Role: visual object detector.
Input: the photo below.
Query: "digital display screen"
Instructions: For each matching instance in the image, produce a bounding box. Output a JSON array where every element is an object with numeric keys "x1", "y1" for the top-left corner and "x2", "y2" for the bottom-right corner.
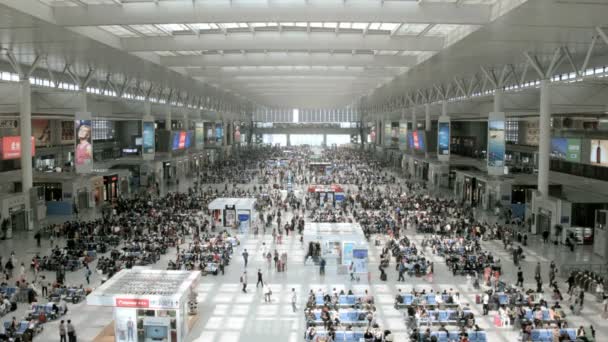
[
  {"x1": 142, "y1": 121, "x2": 155, "y2": 154},
  {"x1": 438, "y1": 122, "x2": 450, "y2": 155},
  {"x1": 488, "y1": 120, "x2": 505, "y2": 167},
  {"x1": 172, "y1": 131, "x2": 187, "y2": 150}
]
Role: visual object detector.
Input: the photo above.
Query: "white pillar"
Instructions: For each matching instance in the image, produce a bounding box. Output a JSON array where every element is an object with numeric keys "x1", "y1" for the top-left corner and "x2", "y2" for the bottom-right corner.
[
  {"x1": 494, "y1": 89, "x2": 504, "y2": 113},
  {"x1": 425, "y1": 103, "x2": 432, "y2": 131},
  {"x1": 165, "y1": 105, "x2": 172, "y2": 130},
  {"x1": 19, "y1": 80, "x2": 33, "y2": 230},
  {"x1": 538, "y1": 80, "x2": 551, "y2": 198},
  {"x1": 412, "y1": 107, "x2": 417, "y2": 131},
  {"x1": 183, "y1": 112, "x2": 189, "y2": 131}
]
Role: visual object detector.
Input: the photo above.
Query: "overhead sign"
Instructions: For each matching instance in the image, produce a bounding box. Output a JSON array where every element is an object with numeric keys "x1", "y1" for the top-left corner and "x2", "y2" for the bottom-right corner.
[
  {"x1": 116, "y1": 298, "x2": 149, "y2": 308},
  {"x1": 1, "y1": 136, "x2": 35, "y2": 160}
]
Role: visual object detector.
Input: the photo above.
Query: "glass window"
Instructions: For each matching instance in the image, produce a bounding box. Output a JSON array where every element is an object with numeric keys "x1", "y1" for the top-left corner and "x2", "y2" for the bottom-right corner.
[
  {"x1": 92, "y1": 120, "x2": 116, "y2": 141},
  {"x1": 505, "y1": 120, "x2": 519, "y2": 144}
]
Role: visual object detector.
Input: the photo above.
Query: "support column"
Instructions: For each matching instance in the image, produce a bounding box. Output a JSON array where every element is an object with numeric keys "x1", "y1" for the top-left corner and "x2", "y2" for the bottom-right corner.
[
  {"x1": 494, "y1": 89, "x2": 504, "y2": 113},
  {"x1": 19, "y1": 80, "x2": 33, "y2": 230},
  {"x1": 287, "y1": 134, "x2": 291, "y2": 147},
  {"x1": 412, "y1": 107, "x2": 417, "y2": 131},
  {"x1": 538, "y1": 80, "x2": 551, "y2": 198},
  {"x1": 322, "y1": 134, "x2": 327, "y2": 147},
  {"x1": 183, "y1": 112, "x2": 189, "y2": 131},
  {"x1": 164, "y1": 105, "x2": 172, "y2": 130},
  {"x1": 425, "y1": 103, "x2": 432, "y2": 159}
]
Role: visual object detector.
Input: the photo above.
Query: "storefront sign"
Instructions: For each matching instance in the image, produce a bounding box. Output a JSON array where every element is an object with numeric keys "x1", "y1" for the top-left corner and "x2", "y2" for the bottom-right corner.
[
  {"x1": 1, "y1": 136, "x2": 35, "y2": 160},
  {"x1": 116, "y1": 298, "x2": 149, "y2": 308},
  {"x1": 0, "y1": 119, "x2": 18, "y2": 128}
]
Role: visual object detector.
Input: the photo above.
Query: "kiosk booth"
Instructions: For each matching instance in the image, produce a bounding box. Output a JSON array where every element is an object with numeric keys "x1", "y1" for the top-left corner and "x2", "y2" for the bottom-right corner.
[
  {"x1": 87, "y1": 269, "x2": 200, "y2": 342},
  {"x1": 208, "y1": 198, "x2": 256, "y2": 231},
  {"x1": 303, "y1": 222, "x2": 368, "y2": 276},
  {"x1": 307, "y1": 184, "x2": 345, "y2": 207}
]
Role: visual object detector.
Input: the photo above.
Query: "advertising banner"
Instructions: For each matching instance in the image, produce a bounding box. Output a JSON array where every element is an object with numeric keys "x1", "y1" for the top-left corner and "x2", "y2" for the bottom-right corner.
[
  {"x1": 487, "y1": 112, "x2": 505, "y2": 175},
  {"x1": 75, "y1": 112, "x2": 93, "y2": 174},
  {"x1": 234, "y1": 123, "x2": 241, "y2": 144},
  {"x1": 590, "y1": 140, "x2": 608, "y2": 166},
  {"x1": 215, "y1": 122, "x2": 223, "y2": 144},
  {"x1": 195, "y1": 122, "x2": 204, "y2": 149},
  {"x1": 398, "y1": 122, "x2": 408, "y2": 150},
  {"x1": 551, "y1": 138, "x2": 581, "y2": 162},
  {"x1": 437, "y1": 117, "x2": 450, "y2": 161},
  {"x1": 32, "y1": 119, "x2": 51, "y2": 146},
  {"x1": 352, "y1": 249, "x2": 368, "y2": 274},
  {"x1": 0, "y1": 136, "x2": 35, "y2": 160},
  {"x1": 142, "y1": 120, "x2": 155, "y2": 160},
  {"x1": 204, "y1": 122, "x2": 215, "y2": 145},
  {"x1": 342, "y1": 242, "x2": 355, "y2": 266}
]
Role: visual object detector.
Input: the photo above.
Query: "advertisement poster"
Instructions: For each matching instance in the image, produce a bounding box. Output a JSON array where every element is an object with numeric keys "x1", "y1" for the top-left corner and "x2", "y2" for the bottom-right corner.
[
  {"x1": 1, "y1": 136, "x2": 35, "y2": 160},
  {"x1": 75, "y1": 112, "x2": 93, "y2": 174},
  {"x1": 398, "y1": 122, "x2": 408, "y2": 150},
  {"x1": 61, "y1": 121, "x2": 74, "y2": 144},
  {"x1": 234, "y1": 123, "x2": 241, "y2": 144},
  {"x1": 195, "y1": 122, "x2": 204, "y2": 149},
  {"x1": 384, "y1": 123, "x2": 392, "y2": 146},
  {"x1": 172, "y1": 131, "x2": 187, "y2": 150},
  {"x1": 113, "y1": 308, "x2": 137, "y2": 342},
  {"x1": 487, "y1": 112, "x2": 505, "y2": 175},
  {"x1": 590, "y1": 140, "x2": 608, "y2": 166},
  {"x1": 32, "y1": 119, "x2": 51, "y2": 146},
  {"x1": 551, "y1": 138, "x2": 581, "y2": 162},
  {"x1": 369, "y1": 126, "x2": 376, "y2": 144},
  {"x1": 352, "y1": 249, "x2": 368, "y2": 274},
  {"x1": 342, "y1": 242, "x2": 355, "y2": 266},
  {"x1": 204, "y1": 122, "x2": 215, "y2": 145},
  {"x1": 407, "y1": 132, "x2": 414, "y2": 150},
  {"x1": 390, "y1": 122, "x2": 399, "y2": 147},
  {"x1": 438, "y1": 119, "x2": 450, "y2": 160},
  {"x1": 215, "y1": 122, "x2": 223, "y2": 144},
  {"x1": 142, "y1": 121, "x2": 155, "y2": 159}
]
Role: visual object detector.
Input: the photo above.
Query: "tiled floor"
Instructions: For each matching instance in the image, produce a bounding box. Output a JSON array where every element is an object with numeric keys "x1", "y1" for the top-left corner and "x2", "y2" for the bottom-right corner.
[{"x1": 2, "y1": 173, "x2": 607, "y2": 342}]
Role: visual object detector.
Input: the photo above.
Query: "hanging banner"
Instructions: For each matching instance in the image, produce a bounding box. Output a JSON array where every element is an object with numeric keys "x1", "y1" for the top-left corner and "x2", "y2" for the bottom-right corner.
[
  {"x1": 487, "y1": 112, "x2": 505, "y2": 176},
  {"x1": 398, "y1": 121, "x2": 408, "y2": 150},
  {"x1": 142, "y1": 118, "x2": 155, "y2": 161},
  {"x1": 75, "y1": 112, "x2": 93, "y2": 174},
  {"x1": 437, "y1": 116, "x2": 450, "y2": 161},
  {"x1": 195, "y1": 122, "x2": 204, "y2": 149}
]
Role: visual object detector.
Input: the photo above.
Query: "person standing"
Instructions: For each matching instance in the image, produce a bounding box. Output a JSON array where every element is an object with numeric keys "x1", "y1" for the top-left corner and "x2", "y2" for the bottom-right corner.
[
  {"x1": 264, "y1": 283, "x2": 272, "y2": 303},
  {"x1": 85, "y1": 266, "x2": 91, "y2": 285},
  {"x1": 516, "y1": 267, "x2": 524, "y2": 287},
  {"x1": 256, "y1": 269, "x2": 263, "y2": 288},
  {"x1": 291, "y1": 288, "x2": 297, "y2": 313},
  {"x1": 59, "y1": 320, "x2": 67, "y2": 342},
  {"x1": 398, "y1": 262, "x2": 405, "y2": 282},
  {"x1": 482, "y1": 293, "x2": 489, "y2": 315},
  {"x1": 535, "y1": 262, "x2": 541, "y2": 279},
  {"x1": 34, "y1": 232, "x2": 41, "y2": 248},
  {"x1": 240, "y1": 271, "x2": 248, "y2": 293},
  {"x1": 242, "y1": 249, "x2": 249, "y2": 268},
  {"x1": 67, "y1": 319, "x2": 75, "y2": 342}
]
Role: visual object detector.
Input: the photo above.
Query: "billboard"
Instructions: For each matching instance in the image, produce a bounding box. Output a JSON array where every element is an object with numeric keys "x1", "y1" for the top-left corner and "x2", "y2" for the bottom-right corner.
[
  {"x1": 390, "y1": 122, "x2": 399, "y2": 147},
  {"x1": 195, "y1": 122, "x2": 204, "y2": 149},
  {"x1": 0, "y1": 136, "x2": 35, "y2": 160},
  {"x1": 407, "y1": 132, "x2": 414, "y2": 150},
  {"x1": 398, "y1": 122, "x2": 408, "y2": 150},
  {"x1": 215, "y1": 122, "x2": 223, "y2": 144},
  {"x1": 438, "y1": 119, "x2": 450, "y2": 160},
  {"x1": 75, "y1": 112, "x2": 93, "y2": 174},
  {"x1": 487, "y1": 112, "x2": 505, "y2": 175},
  {"x1": 204, "y1": 122, "x2": 215, "y2": 145},
  {"x1": 234, "y1": 123, "x2": 241, "y2": 144},
  {"x1": 590, "y1": 140, "x2": 608, "y2": 166},
  {"x1": 142, "y1": 121, "x2": 155, "y2": 156},
  {"x1": 551, "y1": 138, "x2": 581, "y2": 162},
  {"x1": 412, "y1": 130, "x2": 425, "y2": 151},
  {"x1": 172, "y1": 131, "x2": 187, "y2": 150},
  {"x1": 32, "y1": 119, "x2": 51, "y2": 146}
]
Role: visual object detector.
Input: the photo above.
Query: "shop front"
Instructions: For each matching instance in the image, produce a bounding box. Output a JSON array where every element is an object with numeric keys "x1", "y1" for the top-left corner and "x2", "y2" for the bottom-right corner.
[
  {"x1": 103, "y1": 174, "x2": 119, "y2": 202},
  {"x1": 208, "y1": 198, "x2": 256, "y2": 230},
  {"x1": 307, "y1": 184, "x2": 345, "y2": 208},
  {"x1": 0, "y1": 193, "x2": 27, "y2": 238},
  {"x1": 87, "y1": 269, "x2": 201, "y2": 342}
]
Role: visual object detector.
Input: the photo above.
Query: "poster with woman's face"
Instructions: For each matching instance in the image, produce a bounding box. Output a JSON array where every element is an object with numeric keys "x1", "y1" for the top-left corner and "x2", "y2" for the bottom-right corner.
[{"x1": 75, "y1": 119, "x2": 93, "y2": 173}]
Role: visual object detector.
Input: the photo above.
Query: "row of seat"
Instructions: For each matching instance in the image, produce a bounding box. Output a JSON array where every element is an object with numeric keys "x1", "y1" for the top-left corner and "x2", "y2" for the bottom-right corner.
[
  {"x1": 306, "y1": 330, "x2": 365, "y2": 342},
  {"x1": 311, "y1": 310, "x2": 368, "y2": 324},
  {"x1": 396, "y1": 294, "x2": 455, "y2": 307},
  {"x1": 530, "y1": 328, "x2": 576, "y2": 341},
  {"x1": 314, "y1": 294, "x2": 370, "y2": 306},
  {"x1": 417, "y1": 330, "x2": 487, "y2": 342}
]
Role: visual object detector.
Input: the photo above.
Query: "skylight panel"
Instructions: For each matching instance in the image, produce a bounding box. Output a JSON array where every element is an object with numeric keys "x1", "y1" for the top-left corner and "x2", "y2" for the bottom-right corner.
[
  {"x1": 294, "y1": 22, "x2": 308, "y2": 27},
  {"x1": 99, "y1": 25, "x2": 139, "y2": 37},
  {"x1": 189, "y1": 23, "x2": 215, "y2": 30},
  {"x1": 395, "y1": 24, "x2": 429, "y2": 35},
  {"x1": 155, "y1": 51, "x2": 177, "y2": 56},
  {"x1": 129, "y1": 25, "x2": 170, "y2": 36},
  {"x1": 221, "y1": 23, "x2": 240, "y2": 29},
  {"x1": 368, "y1": 23, "x2": 382, "y2": 30},
  {"x1": 309, "y1": 22, "x2": 323, "y2": 28},
  {"x1": 323, "y1": 22, "x2": 338, "y2": 29},
  {"x1": 250, "y1": 23, "x2": 268, "y2": 27},
  {"x1": 425, "y1": 24, "x2": 462, "y2": 36},
  {"x1": 157, "y1": 24, "x2": 189, "y2": 32},
  {"x1": 339, "y1": 23, "x2": 352, "y2": 29},
  {"x1": 351, "y1": 23, "x2": 368, "y2": 30},
  {"x1": 379, "y1": 23, "x2": 400, "y2": 31}
]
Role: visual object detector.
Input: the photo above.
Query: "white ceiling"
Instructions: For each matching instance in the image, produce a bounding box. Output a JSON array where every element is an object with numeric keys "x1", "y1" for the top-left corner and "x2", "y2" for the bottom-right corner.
[{"x1": 0, "y1": 0, "x2": 605, "y2": 112}]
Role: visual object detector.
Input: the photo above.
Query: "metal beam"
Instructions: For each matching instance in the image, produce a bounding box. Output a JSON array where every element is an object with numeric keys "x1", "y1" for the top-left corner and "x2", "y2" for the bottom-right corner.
[
  {"x1": 162, "y1": 54, "x2": 418, "y2": 67},
  {"x1": 52, "y1": 2, "x2": 492, "y2": 26},
  {"x1": 121, "y1": 32, "x2": 444, "y2": 52},
  {"x1": 186, "y1": 68, "x2": 398, "y2": 78}
]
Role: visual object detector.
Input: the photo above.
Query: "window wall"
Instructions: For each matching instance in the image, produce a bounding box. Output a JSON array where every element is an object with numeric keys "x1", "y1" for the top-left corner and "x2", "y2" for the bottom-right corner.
[
  {"x1": 262, "y1": 134, "x2": 287, "y2": 146},
  {"x1": 326, "y1": 134, "x2": 351, "y2": 146},
  {"x1": 290, "y1": 134, "x2": 323, "y2": 146}
]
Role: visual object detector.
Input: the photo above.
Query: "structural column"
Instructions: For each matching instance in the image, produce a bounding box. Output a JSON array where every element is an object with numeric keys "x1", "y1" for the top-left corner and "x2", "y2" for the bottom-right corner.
[
  {"x1": 164, "y1": 105, "x2": 172, "y2": 130},
  {"x1": 494, "y1": 88, "x2": 504, "y2": 113},
  {"x1": 538, "y1": 80, "x2": 551, "y2": 198},
  {"x1": 411, "y1": 107, "x2": 417, "y2": 131},
  {"x1": 19, "y1": 80, "x2": 33, "y2": 230},
  {"x1": 425, "y1": 103, "x2": 432, "y2": 158}
]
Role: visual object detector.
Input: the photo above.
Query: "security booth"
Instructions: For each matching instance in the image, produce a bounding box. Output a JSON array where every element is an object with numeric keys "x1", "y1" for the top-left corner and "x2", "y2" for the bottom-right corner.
[
  {"x1": 303, "y1": 222, "x2": 369, "y2": 276},
  {"x1": 207, "y1": 198, "x2": 256, "y2": 231},
  {"x1": 87, "y1": 269, "x2": 201, "y2": 342},
  {"x1": 307, "y1": 184, "x2": 345, "y2": 207}
]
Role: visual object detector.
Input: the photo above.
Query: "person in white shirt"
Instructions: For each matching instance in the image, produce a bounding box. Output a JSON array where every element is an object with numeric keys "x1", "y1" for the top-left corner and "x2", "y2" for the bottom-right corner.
[{"x1": 291, "y1": 288, "x2": 297, "y2": 313}]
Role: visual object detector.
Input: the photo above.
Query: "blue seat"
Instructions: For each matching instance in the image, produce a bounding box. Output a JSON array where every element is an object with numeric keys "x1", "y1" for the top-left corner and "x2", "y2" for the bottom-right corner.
[
  {"x1": 438, "y1": 310, "x2": 449, "y2": 322},
  {"x1": 531, "y1": 330, "x2": 542, "y2": 341},
  {"x1": 542, "y1": 310, "x2": 550, "y2": 321},
  {"x1": 560, "y1": 329, "x2": 576, "y2": 341},
  {"x1": 315, "y1": 295, "x2": 324, "y2": 305},
  {"x1": 339, "y1": 312, "x2": 349, "y2": 322},
  {"x1": 346, "y1": 295, "x2": 356, "y2": 305},
  {"x1": 427, "y1": 295, "x2": 437, "y2": 305},
  {"x1": 525, "y1": 309, "x2": 533, "y2": 321},
  {"x1": 353, "y1": 332, "x2": 364, "y2": 341},
  {"x1": 335, "y1": 331, "x2": 345, "y2": 341},
  {"x1": 344, "y1": 331, "x2": 354, "y2": 341},
  {"x1": 314, "y1": 312, "x2": 321, "y2": 320},
  {"x1": 403, "y1": 294, "x2": 414, "y2": 305},
  {"x1": 476, "y1": 331, "x2": 487, "y2": 342},
  {"x1": 338, "y1": 295, "x2": 348, "y2": 305},
  {"x1": 449, "y1": 331, "x2": 460, "y2": 341},
  {"x1": 498, "y1": 294, "x2": 508, "y2": 305},
  {"x1": 435, "y1": 331, "x2": 448, "y2": 342},
  {"x1": 15, "y1": 322, "x2": 28, "y2": 335}
]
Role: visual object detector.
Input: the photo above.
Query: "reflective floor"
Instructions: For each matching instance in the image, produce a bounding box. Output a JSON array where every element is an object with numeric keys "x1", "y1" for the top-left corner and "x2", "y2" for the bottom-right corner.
[{"x1": 2, "y1": 176, "x2": 607, "y2": 342}]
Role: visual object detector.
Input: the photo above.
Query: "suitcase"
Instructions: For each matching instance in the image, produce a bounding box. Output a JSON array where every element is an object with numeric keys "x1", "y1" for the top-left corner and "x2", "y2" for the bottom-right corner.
[
  {"x1": 475, "y1": 294, "x2": 481, "y2": 304},
  {"x1": 493, "y1": 314, "x2": 502, "y2": 327},
  {"x1": 380, "y1": 273, "x2": 387, "y2": 281}
]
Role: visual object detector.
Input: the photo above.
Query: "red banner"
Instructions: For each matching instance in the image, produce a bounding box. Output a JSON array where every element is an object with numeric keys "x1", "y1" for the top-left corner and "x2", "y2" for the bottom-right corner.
[
  {"x1": 115, "y1": 298, "x2": 149, "y2": 308},
  {"x1": 1, "y1": 136, "x2": 35, "y2": 160}
]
